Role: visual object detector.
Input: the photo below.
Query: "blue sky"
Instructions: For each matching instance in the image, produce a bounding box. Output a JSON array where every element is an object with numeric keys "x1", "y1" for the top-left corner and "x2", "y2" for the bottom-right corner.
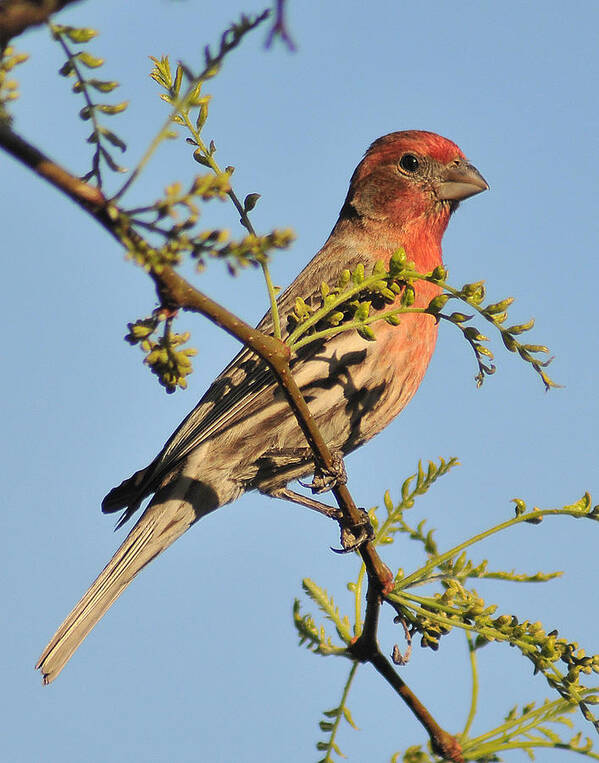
[{"x1": 3, "y1": 1, "x2": 599, "y2": 761}]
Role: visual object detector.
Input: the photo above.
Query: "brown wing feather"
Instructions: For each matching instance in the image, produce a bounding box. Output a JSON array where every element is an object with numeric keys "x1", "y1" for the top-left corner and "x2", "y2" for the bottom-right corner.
[{"x1": 101, "y1": 246, "x2": 370, "y2": 520}]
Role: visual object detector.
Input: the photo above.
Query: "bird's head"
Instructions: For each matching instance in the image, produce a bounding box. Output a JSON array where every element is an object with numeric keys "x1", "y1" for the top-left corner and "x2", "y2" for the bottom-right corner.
[{"x1": 342, "y1": 130, "x2": 488, "y2": 245}]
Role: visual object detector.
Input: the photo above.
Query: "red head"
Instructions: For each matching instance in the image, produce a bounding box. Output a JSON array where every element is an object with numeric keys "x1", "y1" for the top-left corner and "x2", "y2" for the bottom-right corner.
[{"x1": 340, "y1": 130, "x2": 488, "y2": 265}]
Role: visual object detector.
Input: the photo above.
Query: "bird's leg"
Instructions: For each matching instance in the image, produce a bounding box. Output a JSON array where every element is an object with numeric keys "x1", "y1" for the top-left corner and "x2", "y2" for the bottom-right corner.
[
  {"x1": 268, "y1": 486, "x2": 375, "y2": 554},
  {"x1": 298, "y1": 451, "x2": 347, "y2": 494},
  {"x1": 266, "y1": 451, "x2": 373, "y2": 552},
  {"x1": 267, "y1": 486, "x2": 342, "y2": 519}
]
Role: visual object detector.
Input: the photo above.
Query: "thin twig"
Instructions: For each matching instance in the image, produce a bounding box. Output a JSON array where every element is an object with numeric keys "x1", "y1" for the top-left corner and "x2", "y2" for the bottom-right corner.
[
  {"x1": 265, "y1": 0, "x2": 296, "y2": 50},
  {"x1": 462, "y1": 633, "x2": 479, "y2": 739},
  {"x1": 179, "y1": 111, "x2": 282, "y2": 340},
  {"x1": 51, "y1": 24, "x2": 104, "y2": 186}
]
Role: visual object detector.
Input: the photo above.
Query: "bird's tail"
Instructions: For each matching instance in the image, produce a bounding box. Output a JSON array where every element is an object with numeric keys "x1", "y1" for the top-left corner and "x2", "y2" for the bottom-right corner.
[{"x1": 36, "y1": 485, "x2": 205, "y2": 684}]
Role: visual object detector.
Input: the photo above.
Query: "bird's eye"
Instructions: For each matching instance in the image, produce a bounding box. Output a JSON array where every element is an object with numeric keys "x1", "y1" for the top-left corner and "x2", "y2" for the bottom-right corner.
[{"x1": 399, "y1": 154, "x2": 419, "y2": 173}]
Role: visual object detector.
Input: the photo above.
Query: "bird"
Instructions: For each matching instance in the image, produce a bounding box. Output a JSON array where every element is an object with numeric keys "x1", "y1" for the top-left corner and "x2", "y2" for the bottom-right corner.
[{"x1": 36, "y1": 130, "x2": 488, "y2": 684}]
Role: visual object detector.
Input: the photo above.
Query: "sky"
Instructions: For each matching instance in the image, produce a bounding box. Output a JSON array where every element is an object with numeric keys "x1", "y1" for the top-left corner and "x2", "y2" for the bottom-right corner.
[{"x1": 2, "y1": 1, "x2": 599, "y2": 761}]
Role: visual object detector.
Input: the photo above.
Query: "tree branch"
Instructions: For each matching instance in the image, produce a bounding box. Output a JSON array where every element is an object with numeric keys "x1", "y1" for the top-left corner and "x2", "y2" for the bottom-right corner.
[
  {"x1": 0, "y1": 124, "x2": 104, "y2": 204},
  {"x1": 0, "y1": 0, "x2": 82, "y2": 47},
  {"x1": 347, "y1": 584, "x2": 464, "y2": 761},
  {"x1": 370, "y1": 650, "x2": 464, "y2": 762}
]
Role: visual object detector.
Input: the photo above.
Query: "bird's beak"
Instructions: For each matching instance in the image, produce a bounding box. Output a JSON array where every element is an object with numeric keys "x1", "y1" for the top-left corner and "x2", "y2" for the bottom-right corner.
[{"x1": 437, "y1": 160, "x2": 489, "y2": 202}]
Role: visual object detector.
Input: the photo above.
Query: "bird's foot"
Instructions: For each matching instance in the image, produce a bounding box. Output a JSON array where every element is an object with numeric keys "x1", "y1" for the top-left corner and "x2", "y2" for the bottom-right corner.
[
  {"x1": 299, "y1": 452, "x2": 347, "y2": 494},
  {"x1": 331, "y1": 508, "x2": 375, "y2": 554}
]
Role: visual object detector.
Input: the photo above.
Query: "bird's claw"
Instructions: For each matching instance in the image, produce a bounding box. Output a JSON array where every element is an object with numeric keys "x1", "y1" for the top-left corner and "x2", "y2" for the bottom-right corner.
[
  {"x1": 299, "y1": 452, "x2": 347, "y2": 495},
  {"x1": 330, "y1": 508, "x2": 375, "y2": 554}
]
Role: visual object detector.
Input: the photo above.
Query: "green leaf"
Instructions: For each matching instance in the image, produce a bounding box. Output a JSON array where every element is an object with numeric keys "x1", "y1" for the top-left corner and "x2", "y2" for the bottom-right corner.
[
  {"x1": 401, "y1": 285, "x2": 415, "y2": 307},
  {"x1": 99, "y1": 127, "x2": 127, "y2": 151},
  {"x1": 88, "y1": 79, "x2": 119, "y2": 93},
  {"x1": 389, "y1": 248, "x2": 407, "y2": 276},
  {"x1": 354, "y1": 301, "x2": 370, "y2": 321},
  {"x1": 338, "y1": 269, "x2": 351, "y2": 288},
  {"x1": 352, "y1": 263, "x2": 364, "y2": 285},
  {"x1": 505, "y1": 318, "x2": 535, "y2": 335},
  {"x1": 243, "y1": 193, "x2": 260, "y2": 212},
  {"x1": 99, "y1": 146, "x2": 127, "y2": 173},
  {"x1": 76, "y1": 51, "x2": 104, "y2": 68},
  {"x1": 63, "y1": 27, "x2": 98, "y2": 44},
  {"x1": 342, "y1": 706, "x2": 358, "y2": 729},
  {"x1": 58, "y1": 61, "x2": 74, "y2": 77},
  {"x1": 448, "y1": 312, "x2": 471, "y2": 323},
  {"x1": 173, "y1": 64, "x2": 183, "y2": 96},
  {"x1": 431, "y1": 264, "x2": 447, "y2": 281},
  {"x1": 193, "y1": 149, "x2": 211, "y2": 167},
  {"x1": 357, "y1": 325, "x2": 376, "y2": 341},
  {"x1": 149, "y1": 55, "x2": 172, "y2": 89},
  {"x1": 427, "y1": 294, "x2": 450, "y2": 313},
  {"x1": 196, "y1": 101, "x2": 209, "y2": 131},
  {"x1": 512, "y1": 498, "x2": 527, "y2": 516},
  {"x1": 484, "y1": 297, "x2": 515, "y2": 314},
  {"x1": 96, "y1": 101, "x2": 129, "y2": 115},
  {"x1": 372, "y1": 259, "x2": 386, "y2": 276}
]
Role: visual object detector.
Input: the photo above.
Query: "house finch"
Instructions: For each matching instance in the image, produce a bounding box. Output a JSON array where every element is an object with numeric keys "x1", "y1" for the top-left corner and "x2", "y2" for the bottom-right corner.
[{"x1": 36, "y1": 130, "x2": 487, "y2": 683}]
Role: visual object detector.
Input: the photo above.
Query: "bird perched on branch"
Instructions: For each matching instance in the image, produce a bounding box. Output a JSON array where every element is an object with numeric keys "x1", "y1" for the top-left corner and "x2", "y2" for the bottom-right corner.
[{"x1": 36, "y1": 130, "x2": 488, "y2": 683}]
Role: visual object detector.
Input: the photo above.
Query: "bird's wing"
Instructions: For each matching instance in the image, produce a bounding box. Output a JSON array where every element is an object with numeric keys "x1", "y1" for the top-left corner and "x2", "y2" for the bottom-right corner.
[
  {"x1": 104, "y1": 245, "x2": 367, "y2": 513},
  {"x1": 158, "y1": 348, "x2": 274, "y2": 467},
  {"x1": 155, "y1": 245, "x2": 371, "y2": 474}
]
